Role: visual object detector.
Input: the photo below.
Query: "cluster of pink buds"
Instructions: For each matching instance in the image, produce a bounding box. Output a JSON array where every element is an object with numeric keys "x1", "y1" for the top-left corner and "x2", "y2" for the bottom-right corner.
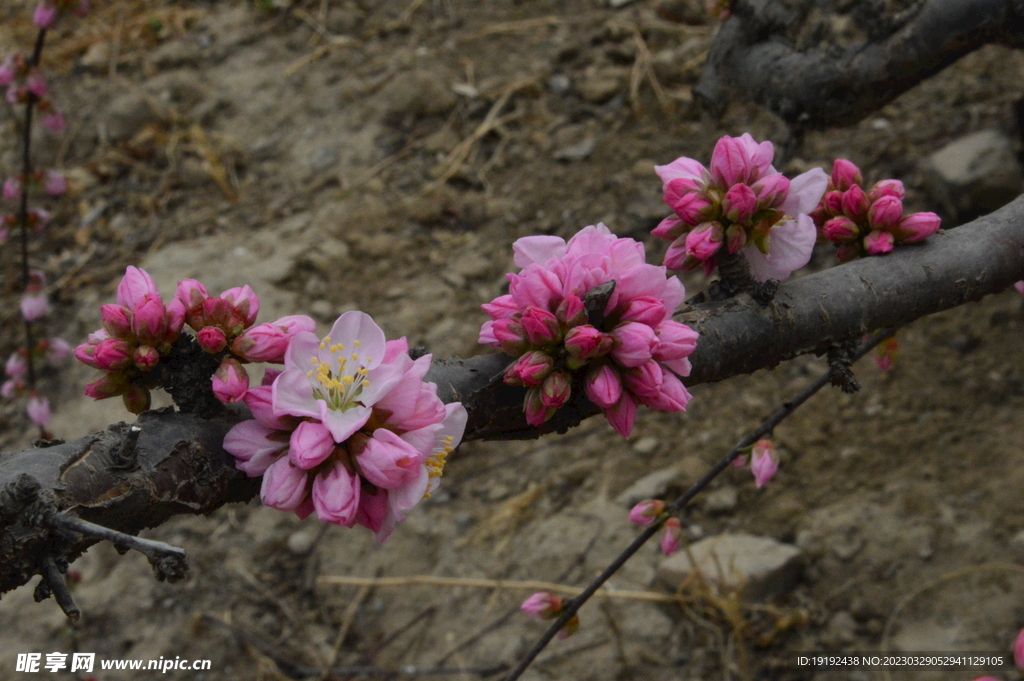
[
  {"x1": 0, "y1": 55, "x2": 65, "y2": 134},
  {"x1": 480, "y1": 224, "x2": 699, "y2": 437},
  {"x1": 731, "y1": 439, "x2": 778, "y2": 488},
  {"x1": 520, "y1": 592, "x2": 579, "y2": 639},
  {"x1": 652, "y1": 133, "x2": 827, "y2": 282},
  {"x1": 811, "y1": 160, "x2": 941, "y2": 261},
  {"x1": 223, "y1": 311, "x2": 467, "y2": 541},
  {"x1": 31, "y1": 0, "x2": 89, "y2": 29},
  {"x1": 174, "y1": 278, "x2": 315, "y2": 403},
  {"x1": 75, "y1": 267, "x2": 186, "y2": 413}
]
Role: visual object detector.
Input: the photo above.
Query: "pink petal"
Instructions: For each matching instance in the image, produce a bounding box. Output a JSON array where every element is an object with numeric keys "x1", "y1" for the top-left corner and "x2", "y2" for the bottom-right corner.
[
  {"x1": 512, "y1": 235, "x2": 566, "y2": 269},
  {"x1": 780, "y1": 167, "x2": 828, "y2": 217},
  {"x1": 742, "y1": 215, "x2": 816, "y2": 282}
]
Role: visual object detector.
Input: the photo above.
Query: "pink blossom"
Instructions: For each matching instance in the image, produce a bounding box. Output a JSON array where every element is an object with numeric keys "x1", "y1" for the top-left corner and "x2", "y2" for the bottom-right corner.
[
  {"x1": 0, "y1": 57, "x2": 15, "y2": 88},
  {"x1": 5, "y1": 353, "x2": 27, "y2": 380},
  {"x1": 1013, "y1": 627, "x2": 1024, "y2": 670},
  {"x1": 44, "y1": 171, "x2": 65, "y2": 196},
  {"x1": 660, "y1": 517, "x2": 682, "y2": 556},
  {"x1": 2, "y1": 380, "x2": 21, "y2": 399},
  {"x1": 750, "y1": 440, "x2": 778, "y2": 488},
  {"x1": 868, "y1": 178, "x2": 905, "y2": 201},
  {"x1": 3, "y1": 177, "x2": 21, "y2": 202},
  {"x1": 604, "y1": 392, "x2": 637, "y2": 438},
  {"x1": 564, "y1": 325, "x2": 612, "y2": 361},
  {"x1": 521, "y1": 592, "x2": 564, "y2": 620},
  {"x1": 508, "y1": 350, "x2": 554, "y2": 387},
  {"x1": 175, "y1": 278, "x2": 209, "y2": 323},
  {"x1": 41, "y1": 109, "x2": 65, "y2": 133},
  {"x1": 312, "y1": 464, "x2": 361, "y2": 526},
  {"x1": 628, "y1": 499, "x2": 665, "y2": 526},
  {"x1": 512, "y1": 235, "x2": 567, "y2": 269},
  {"x1": 219, "y1": 285, "x2": 260, "y2": 328},
  {"x1": 895, "y1": 212, "x2": 940, "y2": 243},
  {"x1": 840, "y1": 184, "x2": 869, "y2": 221},
  {"x1": 751, "y1": 172, "x2": 790, "y2": 209},
  {"x1": 610, "y1": 322, "x2": 658, "y2": 368},
  {"x1": 520, "y1": 306, "x2": 560, "y2": 346},
  {"x1": 664, "y1": 184, "x2": 713, "y2": 225},
  {"x1": 355, "y1": 428, "x2": 423, "y2": 488},
  {"x1": 523, "y1": 386, "x2": 551, "y2": 426},
  {"x1": 45, "y1": 337, "x2": 72, "y2": 361},
  {"x1": 864, "y1": 230, "x2": 894, "y2": 255},
  {"x1": 20, "y1": 293, "x2": 49, "y2": 321},
  {"x1": 118, "y1": 266, "x2": 159, "y2": 309},
  {"x1": 223, "y1": 420, "x2": 288, "y2": 476},
  {"x1": 27, "y1": 394, "x2": 51, "y2": 427},
  {"x1": 212, "y1": 358, "x2": 250, "y2": 403},
  {"x1": 33, "y1": 2, "x2": 58, "y2": 28},
  {"x1": 1015, "y1": 281, "x2": 1024, "y2": 297},
  {"x1": 26, "y1": 71, "x2": 47, "y2": 98},
  {"x1": 92, "y1": 338, "x2": 133, "y2": 371},
  {"x1": 743, "y1": 215, "x2": 818, "y2": 283}
]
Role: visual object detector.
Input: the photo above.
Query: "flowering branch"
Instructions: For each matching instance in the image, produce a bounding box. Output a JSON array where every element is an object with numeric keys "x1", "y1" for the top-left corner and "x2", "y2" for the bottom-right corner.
[
  {"x1": 0, "y1": 193, "x2": 1021, "y2": 601},
  {"x1": 695, "y1": 0, "x2": 1024, "y2": 128}
]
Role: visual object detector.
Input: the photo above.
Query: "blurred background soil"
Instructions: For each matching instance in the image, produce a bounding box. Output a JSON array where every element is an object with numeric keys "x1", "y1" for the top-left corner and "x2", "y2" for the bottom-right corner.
[{"x1": 1, "y1": 1, "x2": 1024, "y2": 679}]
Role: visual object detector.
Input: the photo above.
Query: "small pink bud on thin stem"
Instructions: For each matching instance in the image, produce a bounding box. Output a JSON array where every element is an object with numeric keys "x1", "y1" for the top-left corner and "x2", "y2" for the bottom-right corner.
[
  {"x1": 27, "y1": 394, "x2": 51, "y2": 427},
  {"x1": 521, "y1": 592, "x2": 564, "y2": 620},
  {"x1": 750, "y1": 440, "x2": 778, "y2": 488},
  {"x1": 33, "y1": 2, "x2": 58, "y2": 28},
  {"x1": 660, "y1": 518, "x2": 682, "y2": 556},
  {"x1": 197, "y1": 326, "x2": 228, "y2": 353},
  {"x1": 830, "y1": 159, "x2": 862, "y2": 191},
  {"x1": 628, "y1": 499, "x2": 665, "y2": 526}
]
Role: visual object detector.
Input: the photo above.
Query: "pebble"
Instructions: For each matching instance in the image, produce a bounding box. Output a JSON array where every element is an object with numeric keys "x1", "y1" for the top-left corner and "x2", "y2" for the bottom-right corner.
[
  {"x1": 921, "y1": 129, "x2": 1024, "y2": 222},
  {"x1": 577, "y1": 66, "x2": 626, "y2": 104},
  {"x1": 656, "y1": 533, "x2": 803, "y2": 601},
  {"x1": 103, "y1": 93, "x2": 160, "y2": 143},
  {"x1": 702, "y1": 486, "x2": 738, "y2": 514},
  {"x1": 286, "y1": 530, "x2": 316, "y2": 555},
  {"x1": 823, "y1": 611, "x2": 857, "y2": 645},
  {"x1": 614, "y1": 466, "x2": 682, "y2": 507}
]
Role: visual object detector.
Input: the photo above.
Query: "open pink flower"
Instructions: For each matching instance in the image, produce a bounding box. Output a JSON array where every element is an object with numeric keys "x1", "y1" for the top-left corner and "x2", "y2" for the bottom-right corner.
[{"x1": 226, "y1": 312, "x2": 468, "y2": 542}]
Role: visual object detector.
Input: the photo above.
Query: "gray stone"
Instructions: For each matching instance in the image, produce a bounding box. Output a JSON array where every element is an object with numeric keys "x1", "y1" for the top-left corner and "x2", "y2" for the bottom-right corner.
[
  {"x1": 553, "y1": 137, "x2": 596, "y2": 162},
  {"x1": 656, "y1": 533, "x2": 803, "y2": 601},
  {"x1": 922, "y1": 130, "x2": 1024, "y2": 222},
  {"x1": 702, "y1": 486, "x2": 738, "y2": 514},
  {"x1": 380, "y1": 70, "x2": 457, "y2": 120},
  {"x1": 577, "y1": 66, "x2": 626, "y2": 104},
  {"x1": 103, "y1": 93, "x2": 160, "y2": 143},
  {"x1": 823, "y1": 611, "x2": 857, "y2": 645},
  {"x1": 614, "y1": 466, "x2": 682, "y2": 507},
  {"x1": 631, "y1": 436, "x2": 660, "y2": 455},
  {"x1": 286, "y1": 531, "x2": 316, "y2": 555}
]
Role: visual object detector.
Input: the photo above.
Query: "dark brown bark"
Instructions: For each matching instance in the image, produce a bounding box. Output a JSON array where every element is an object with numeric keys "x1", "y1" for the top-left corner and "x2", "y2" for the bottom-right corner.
[
  {"x1": 696, "y1": 0, "x2": 1024, "y2": 128},
  {"x1": 2, "y1": 194, "x2": 1023, "y2": 601}
]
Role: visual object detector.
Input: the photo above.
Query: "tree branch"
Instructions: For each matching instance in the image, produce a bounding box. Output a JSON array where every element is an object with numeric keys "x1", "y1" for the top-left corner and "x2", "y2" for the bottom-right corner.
[
  {"x1": 695, "y1": 0, "x2": 1024, "y2": 128},
  {"x1": 1, "y1": 194, "x2": 1022, "y2": 601}
]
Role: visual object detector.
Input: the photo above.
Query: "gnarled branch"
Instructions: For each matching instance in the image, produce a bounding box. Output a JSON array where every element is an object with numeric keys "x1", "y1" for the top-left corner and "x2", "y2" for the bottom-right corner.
[
  {"x1": 1, "y1": 194, "x2": 1023, "y2": 601},
  {"x1": 696, "y1": 0, "x2": 1024, "y2": 128}
]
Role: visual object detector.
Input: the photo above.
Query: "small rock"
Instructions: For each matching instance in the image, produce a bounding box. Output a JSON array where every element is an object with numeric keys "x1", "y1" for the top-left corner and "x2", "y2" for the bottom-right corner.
[
  {"x1": 548, "y1": 74, "x2": 571, "y2": 94},
  {"x1": 614, "y1": 466, "x2": 682, "y2": 507},
  {"x1": 287, "y1": 531, "x2": 316, "y2": 555},
  {"x1": 687, "y1": 524, "x2": 704, "y2": 540},
  {"x1": 149, "y1": 39, "x2": 202, "y2": 69},
  {"x1": 309, "y1": 299, "x2": 334, "y2": 319},
  {"x1": 79, "y1": 40, "x2": 111, "y2": 69},
  {"x1": 832, "y1": 537, "x2": 863, "y2": 560},
  {"x1": 632, "y1": 436, "x2": 659, "y2": 455},
  {"x1": 823, "y1": 611, "x2": 857, "y2": 645},
  {"x1": 577, "y1": 66, "x2": 626, "y2": 104},
  {"x1": 656, "y1": 533, "x2": 803, "y2": 601},
  {"x1": 922, "y1": 130, "x2": 1024, "y2": 222},
  {"x1": 310, "y1": 144, "x2": 340, "y2": 172},
  {"x1": 606, "y1": 0, "x2": 636, "y2": 8},
  {"x1": 702, "y1": 486, "x2": 738, "y2": 514},
  {"x1": 553, "y1": 137, "x2": 596, "y2": 162},
  {"x1": 103, "y1": 93, "x2": 159, "y2": 143},
  {"x1": 380, "y1": 70, "x2": 457, "y2": 121}
]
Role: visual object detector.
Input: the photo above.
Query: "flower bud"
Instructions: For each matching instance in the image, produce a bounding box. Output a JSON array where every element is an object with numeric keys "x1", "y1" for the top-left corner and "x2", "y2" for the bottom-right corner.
[
  {"x1": 20, "y1": 293, "x2": 48, "y2": 321},
  {"x1": 5, "y1": 353, "x2": 27, "y2": 380},
  {"x1": 288, "y1": 420, "x2": 336, "y2": 470},
  {"x1": 540, "y1": 371, "x2": 571, "y2": 409},
  {"x1": 867, "y1": 178, "x2": 905, "y2": 202},
  {"x1": 584, "y1": 364, "x2": 623, "y2": 409},
  {"x1": 750, "y1": 440, "x2": 778, "y2": 488},
  {"x1": 220, "y1": 285, "x2": 260, "y2": 330},
  {"x1": 520, "y1": 306, "x2": 561, "y2": 346},
  {"x1": 751, "y1": 173, "x2": 790, "y2": 210},
  {"x1": 895, "y1": 211, "x2": 940, "y2": 243},
  {"x1": 830, "y1": 159, "x2": 862, "y2": 191},
  {"x1": 100, "y1": 304, "x2": 133, "y2": 339},
  {"x1": 841, "y1": 185, "x2": 869, "y2": 221},
  {"x1": 523, "y1": 385, "x2": 553, "y2": 426},
  {"x1": 683, "y1": 222, "x2": 723, "y2": 261},
  {"x1": 131, "y1": 296, "x2": 169, "y2": 346},
  {"x1": 27, "y1": 71, "x2": 48, "y2": 98},
  {"x1": 610, "y1": 321, "x2": 658, "y2": 368},
  {"x1": 27, "y1": 394, "x2": 50, "y2": 427},
  {"x1": 628, "y1": 499, "x2": 665, "y2": 526},
  {"x1": 84, "y1": 372, "x2": 127, "y2": 399},
  {"x1": 822, "y1": 190, "x2": 844, "y2": 217},
  {"x1": 651, "y1": 215, "x2": 686, "y2": 241},
  {"x1": 721, "y1": 183, "x2": 757, "y2": 223},
  {"x1": 822, "y1": 216, "x2": 859, "y2": 243},
  {"x1": 197, "y1": 326, "x2": 228, "y2": 354},
  {"x1": 660, "y1": 517, "x2": 683, "y2": 556},
  {"x1": 122, "y1": 383, "x2": 152, "y2": 414},
  {"x1": 45, "y1": 337, "x2": 72, "y2": 361},
  {"x1": 231, "y1": 323, "x2": 288, "y2": 363},
  {"x1": 521, "y1": 592, "x2": 564, "y2": 620},
  {"x1": 132, "y1": 345, "x2": 160, "y2": 372},
  {"x1": 175, "y1": 279, "x2": 209, "y2": 327},
  {"x1": 665, "y1": 181, "x2": 713, "y2": 225},
  {"x1": 836, "y1": 242, "x2": 860, "y2": 263},
  {"x1": 864, "y1": 230, "x2": 894, "y2": 255},
  {"x1": 511, "y1": 350, "x2": 554, "y2": 387},
  {"x1": 564, "y1": 325, "x2": 612, "y2": 362},
  {"x1": 44, "y1": 170, "x2": 65, "y2": 196},
  {"x1": 41, "y1": 109, "x2": 65, "y2": 133},
  {"x1": 1013, "y1": 627, "x2": 1024, "y2": 671},
  {"x1": 94, "y1": 338, "x2": 133, "y2": 371},
  {"x1": 867, "y1": 195, "x2": 903, "y2": 231},
  {"x1": 2, "y1": 177, "x2": 21, "y2": 202},
  {"x1": 725, "y1": 223, "x2": 746, "y2": 254},
  {"x1": 619, "y1": 295, "x2": 666, "y2": 326},
  {"x1": 491, "y1": 318, "x2": 528, "y2": 356},
  {"x1": 554, "y1": 294, "x2": 586, "y2": 329},
  {"x1": 117, "y1": 267, "x2": 160, "y2": 310}
]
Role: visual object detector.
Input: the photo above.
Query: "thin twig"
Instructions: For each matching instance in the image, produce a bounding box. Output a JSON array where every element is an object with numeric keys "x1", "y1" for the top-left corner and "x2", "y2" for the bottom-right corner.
[
  {"x1": 38, "y1": 555, "x2": 79, "y2": 621},
  {"x1": 48, "y1": 513, "x2": 188, "y2": 582},
  {"x1": 502, "y1": 328, "x2": 899, "y2": 681}
]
